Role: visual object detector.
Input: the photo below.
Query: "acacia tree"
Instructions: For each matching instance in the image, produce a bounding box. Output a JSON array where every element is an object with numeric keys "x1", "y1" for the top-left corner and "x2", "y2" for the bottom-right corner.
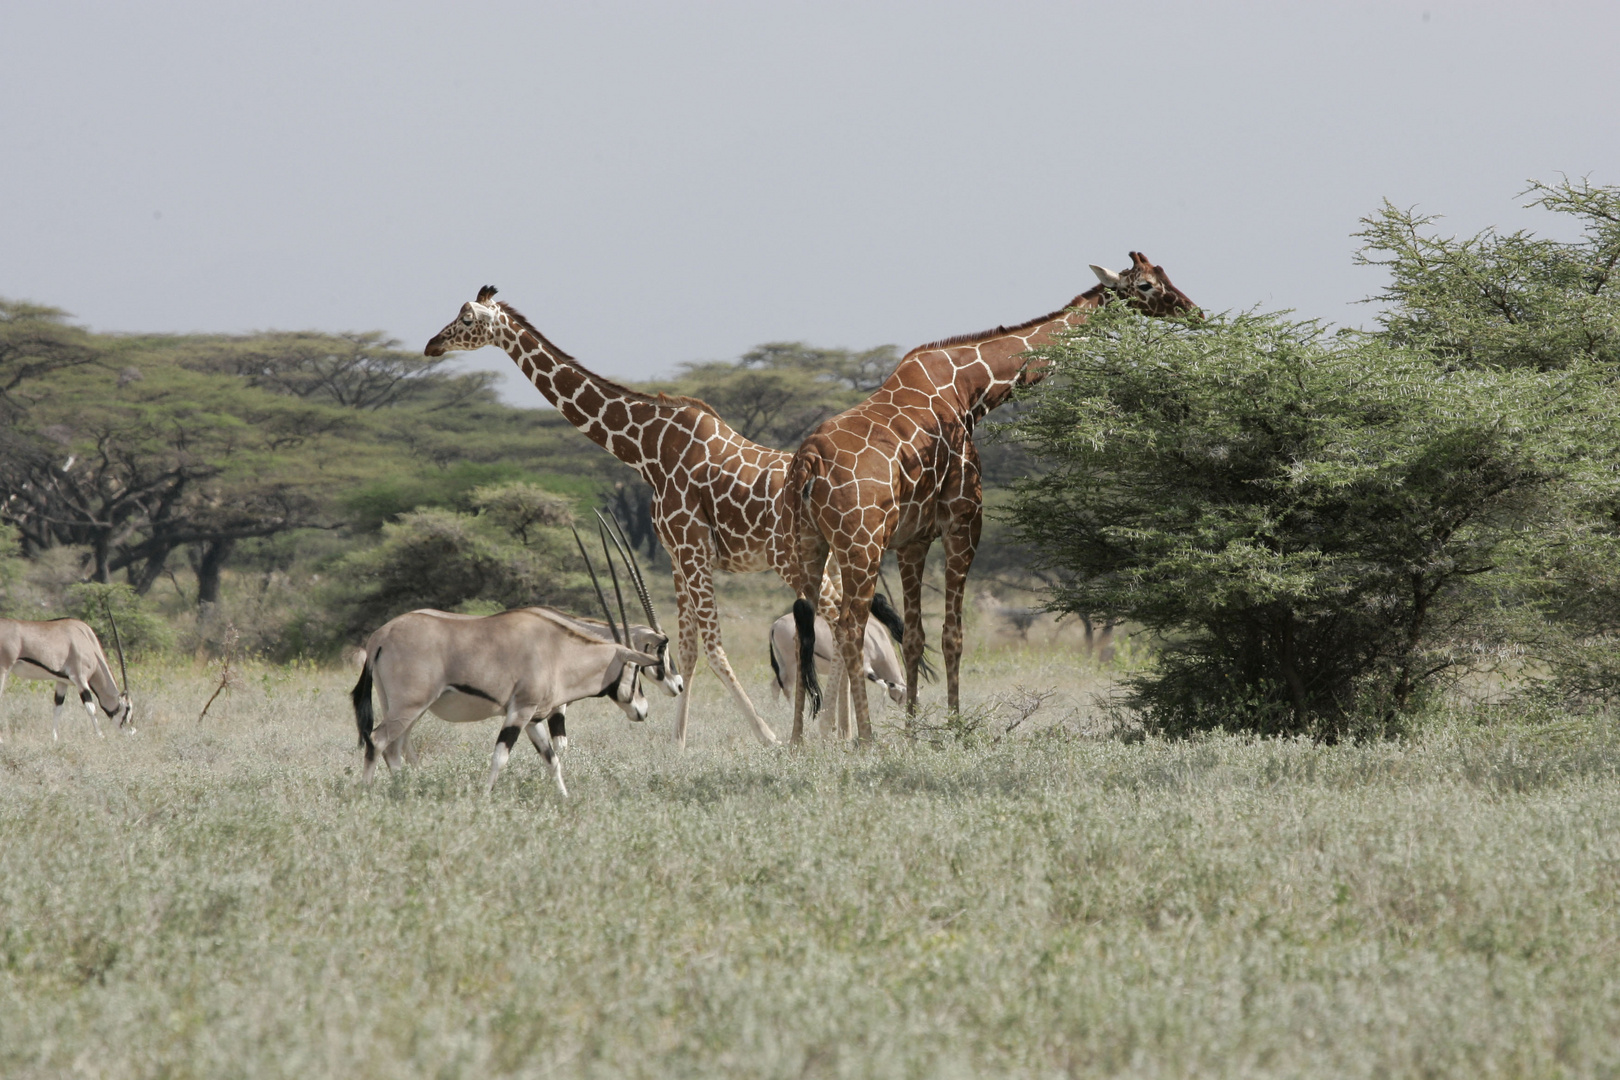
[
  {"x1": 1005, "y1": 305, "x2": 1593, "y2": 739},
  {"x1": 0, "y1": 301, "x2": 100, "y2": 410},
  {"x1": 0, "y1": 355, "x2": 341, "y2": 602},
  {"x1": 1356, "y1": 177, "x2": 1620, "y2": 704},
  {"x1": 182, "y1": 330, "x2": 497, "y2": 410}
]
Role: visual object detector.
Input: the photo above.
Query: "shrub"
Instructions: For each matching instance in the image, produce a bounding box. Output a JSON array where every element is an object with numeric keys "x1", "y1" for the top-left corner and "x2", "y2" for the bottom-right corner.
[
  {"x1": 1004, "y1": 305, "x2": 1594, "y2": 739},
  {"x1": 1357, "y1": 178, "x2": 1620, "y2": 705},
  {"x1": 315, "y1": 508, "x2": 587, "y2": 647}
]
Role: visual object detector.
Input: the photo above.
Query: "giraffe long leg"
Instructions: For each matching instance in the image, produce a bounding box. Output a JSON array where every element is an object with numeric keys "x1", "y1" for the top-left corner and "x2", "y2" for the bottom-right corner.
[
  {"x1": 940, "y1": 510, "x2": 983, "y2": 715},
  {"x1": 672, "y1": 540, "x2": 777, "y2": 748},
  {"x1": 0, "y1": 668, "x2": 8, "y2": 743},
  {"x1": 670, "y1": 564, "x2": 704, "y2": 750},
  {"x1": 896, "y1": 541, "x2": 931, "y2": 716},
  {"x1": 836, "y1": 553, "x2": 882, "y2": 745}
]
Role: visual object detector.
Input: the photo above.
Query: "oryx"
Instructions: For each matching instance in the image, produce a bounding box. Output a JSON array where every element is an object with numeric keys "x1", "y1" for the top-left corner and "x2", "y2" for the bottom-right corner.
[
  {"x1": 0, "y1": 617, "x2": 134, "y2": 741},
  {"x1": 350, "y1": 512, "x2": 682, "y2": 796},
  {"x1": 768, "y1": 593, "x2": 933, "y2": 720}
]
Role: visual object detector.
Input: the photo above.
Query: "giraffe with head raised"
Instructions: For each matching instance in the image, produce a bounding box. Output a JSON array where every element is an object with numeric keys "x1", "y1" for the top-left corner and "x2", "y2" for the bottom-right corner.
[
  {"x1": 782, "y1": 253, "x2": 1199, "y2": 744},
  {"x1": 426, "y1": 287, "x2": 849, "y2": 748}
]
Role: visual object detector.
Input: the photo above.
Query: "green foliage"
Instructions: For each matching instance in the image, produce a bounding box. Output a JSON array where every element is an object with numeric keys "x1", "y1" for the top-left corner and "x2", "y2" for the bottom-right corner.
[
  {"x1": 1358, "y1": 178, "x2": 1620, "y2": 706},
  {"x1": 175, "y1": 329, "x2": 497, "y2": 409},
  {"x1": 1356, "y1": 178, "x2": 1620, "y2": 371},
  {"x1": 1006, "y1": 305, "x2": 1591, "y2": 739},
  {"x1": 64, "y1": 581, "x2": 173, "y2": 659},
  {"x1": 312, "y1": 508, "x2": 586, "y2": 647},
  {"x1": 467, "y1": 482, "x2": 575, "y2": 545}
]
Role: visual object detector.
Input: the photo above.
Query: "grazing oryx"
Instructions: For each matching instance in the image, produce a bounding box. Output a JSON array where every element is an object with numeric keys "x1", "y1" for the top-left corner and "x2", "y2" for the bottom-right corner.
[
  {"x1": 769, "y1": 594, "x2": 933, "y2": 720},
  {"x1": 351, "y1": 514, "x2": 681, "y2": 796},
  {"x1": 0, "y1": 617, "x2": 134, "y2": 741}
]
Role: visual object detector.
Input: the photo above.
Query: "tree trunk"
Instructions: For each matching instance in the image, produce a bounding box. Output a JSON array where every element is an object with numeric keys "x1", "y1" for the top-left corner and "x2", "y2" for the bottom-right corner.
[{"x1": 194, "y1": 538, "x2": 235, "y2": 608}]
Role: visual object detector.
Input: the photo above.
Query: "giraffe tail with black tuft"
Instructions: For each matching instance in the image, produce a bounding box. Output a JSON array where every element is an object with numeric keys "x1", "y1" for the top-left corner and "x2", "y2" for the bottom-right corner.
[{"x1": 793, "y1": 598, "x2": 822, "y2": 716}]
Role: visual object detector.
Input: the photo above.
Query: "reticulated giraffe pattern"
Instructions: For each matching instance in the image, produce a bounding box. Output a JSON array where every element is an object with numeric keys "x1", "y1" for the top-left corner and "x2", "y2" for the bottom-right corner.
[
  {"x1": 782, "y1": 253, "x2": 1200, "y2": 744},
  {"x1": 425, "y1": 287, "x2": 840, "y2": 747}
]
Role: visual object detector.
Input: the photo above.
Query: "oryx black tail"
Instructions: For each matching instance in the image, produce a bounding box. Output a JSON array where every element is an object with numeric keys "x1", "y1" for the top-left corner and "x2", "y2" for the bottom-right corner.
[
  {"x1": 352, "y1": 650, "x2": 377, "y2": 760},
  {"x1": 793, "y1": 598, "x2": 822, "y2": 716},
  {"x1": 768, "y1": 630, "x2": 784, "y2": 695},
  {"x1": 870, "y1": 591, "x2": 938, "y2": 682}
]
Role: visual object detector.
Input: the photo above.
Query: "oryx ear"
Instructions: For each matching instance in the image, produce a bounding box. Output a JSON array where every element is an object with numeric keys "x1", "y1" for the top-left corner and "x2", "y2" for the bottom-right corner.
[
  {"x1": 1090, "y1": 264, "x2": 1125, "y2": 288},
  {"x1": 476, "y1": 285, "x2": 498, "y2": 304}
]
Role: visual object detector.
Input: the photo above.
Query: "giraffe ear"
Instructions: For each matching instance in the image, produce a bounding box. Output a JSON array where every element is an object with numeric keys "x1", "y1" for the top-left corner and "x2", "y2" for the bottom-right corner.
[
  {"x1": 1090, "y1": 264, "x2": 1125, "y2": 288},
  {"x1": 476, "y1": 285, "x2": 498, "y2": 304}
]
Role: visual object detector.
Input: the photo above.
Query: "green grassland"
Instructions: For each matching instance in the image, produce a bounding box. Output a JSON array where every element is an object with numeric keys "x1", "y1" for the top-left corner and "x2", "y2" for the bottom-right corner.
[{"x1": 4, "y1": 631, "x2": 1620, "y2": 1078}]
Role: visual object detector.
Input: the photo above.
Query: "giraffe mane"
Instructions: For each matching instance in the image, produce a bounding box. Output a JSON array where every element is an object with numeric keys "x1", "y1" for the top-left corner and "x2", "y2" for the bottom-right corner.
[
  {"x1": 495, "y1": 301, "x2": 720, "y2": 418},
  {"x1": 903, "y1": 285, "x2": 1109, "y2": 359}
]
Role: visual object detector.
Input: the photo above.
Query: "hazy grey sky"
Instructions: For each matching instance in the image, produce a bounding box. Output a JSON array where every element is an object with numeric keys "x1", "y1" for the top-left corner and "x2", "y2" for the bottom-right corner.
[{"x1": 4, "y1": 1, "x2": 1617, "y2": 403}]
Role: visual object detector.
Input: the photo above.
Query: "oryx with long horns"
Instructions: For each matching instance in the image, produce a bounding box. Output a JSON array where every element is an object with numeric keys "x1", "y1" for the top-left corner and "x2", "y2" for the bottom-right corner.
[
  {"x1": 0, "y1": 614, "x2": 134, "y2": 741},
  {"x1": 350, "y1": 511, "x2": 682, "y2": 795}
]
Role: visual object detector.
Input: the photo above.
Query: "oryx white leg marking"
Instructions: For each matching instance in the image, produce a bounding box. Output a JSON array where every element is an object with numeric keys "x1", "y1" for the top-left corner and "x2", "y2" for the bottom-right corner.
[{"x1": 80, "y1": 689, "x2": 104, "y2": 738}]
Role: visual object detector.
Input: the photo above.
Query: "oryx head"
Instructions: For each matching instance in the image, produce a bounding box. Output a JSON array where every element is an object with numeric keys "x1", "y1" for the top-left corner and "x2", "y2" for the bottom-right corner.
[
  {"x1": 424, "y1": 285, "x2": 502, "y2": 356},
  {"x1": 606, "y1": 660, "x2": 651, "y2": 723},
  {"x1": 623, "y1": 625, "x2": 682, "y2": 699},
  {"x1": 109, "y1": 692, "x2": 135, "y2": 731}
]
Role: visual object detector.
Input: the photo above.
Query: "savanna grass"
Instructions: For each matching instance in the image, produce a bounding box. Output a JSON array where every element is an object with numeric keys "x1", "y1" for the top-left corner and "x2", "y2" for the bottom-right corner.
[{"x1": 2, "y1": 649, "x2": 1619, "y2": 1078}]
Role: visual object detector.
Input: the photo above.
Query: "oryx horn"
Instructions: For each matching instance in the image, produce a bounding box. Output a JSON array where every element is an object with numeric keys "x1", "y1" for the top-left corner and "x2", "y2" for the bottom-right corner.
[
  {"x1": 596, "y1": 510, "x2": 661, "y2": 635},
  {"x1": 102, "y1": 595, "x2": 130, "y2": 697},
  {"x1": 570, "y1": 524, "x2": 622, "y2": 644},
  {"x1": 596, "y1": 518, "x2": 631, "y2": 637}
]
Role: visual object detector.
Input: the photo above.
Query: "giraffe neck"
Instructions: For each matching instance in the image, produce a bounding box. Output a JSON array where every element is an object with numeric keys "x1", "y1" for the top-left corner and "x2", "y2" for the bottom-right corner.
[
  {"x1": 490, "y1": 310, "x2": 703, "y2": 477},
  {"x1": 947, "y1": 289, "x2": 1105, "y2": 428}
]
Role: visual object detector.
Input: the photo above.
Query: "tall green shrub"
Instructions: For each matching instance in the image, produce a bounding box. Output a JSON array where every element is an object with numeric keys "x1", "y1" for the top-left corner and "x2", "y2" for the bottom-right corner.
[
  {"x1": 1005, "y1": 306, "x2": 1593, "y2": 739},
  {"x1": 1357, "y1": 178, "x2": 1620, "y2": 705}
]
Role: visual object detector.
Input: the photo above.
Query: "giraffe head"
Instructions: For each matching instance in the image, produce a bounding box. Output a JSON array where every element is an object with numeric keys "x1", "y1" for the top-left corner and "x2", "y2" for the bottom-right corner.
[
  {"x1": 424, "y1": 285, "x2": 503, "y2": 356},
  {"x1": 1088, "y1": 252, "x2": 1199, "y2": 318}
]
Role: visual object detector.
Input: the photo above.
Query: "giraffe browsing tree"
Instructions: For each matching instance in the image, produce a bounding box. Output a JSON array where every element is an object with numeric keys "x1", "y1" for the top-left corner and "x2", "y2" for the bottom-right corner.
[
  {"x1": 425, "y1": 287, "x2": 847, "y2": 748},
  {"x1": 782, "y1": 253, "x2": 1199, "y2": 744}
]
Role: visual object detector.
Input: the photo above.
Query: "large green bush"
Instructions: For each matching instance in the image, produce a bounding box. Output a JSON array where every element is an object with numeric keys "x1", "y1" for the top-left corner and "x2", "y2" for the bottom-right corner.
[
  {"x1": 1357, "y1": 178, "x2": 1620, "y2": 706},
  {"x1": 1005, "y1": 305, "x2": 1600, "y2": 739}
]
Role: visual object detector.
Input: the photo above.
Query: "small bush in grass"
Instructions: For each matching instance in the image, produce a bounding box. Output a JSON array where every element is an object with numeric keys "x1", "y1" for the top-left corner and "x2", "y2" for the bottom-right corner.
[{"x1": 1005, "y1": 305, "x2": 1598, "y2": 740}]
